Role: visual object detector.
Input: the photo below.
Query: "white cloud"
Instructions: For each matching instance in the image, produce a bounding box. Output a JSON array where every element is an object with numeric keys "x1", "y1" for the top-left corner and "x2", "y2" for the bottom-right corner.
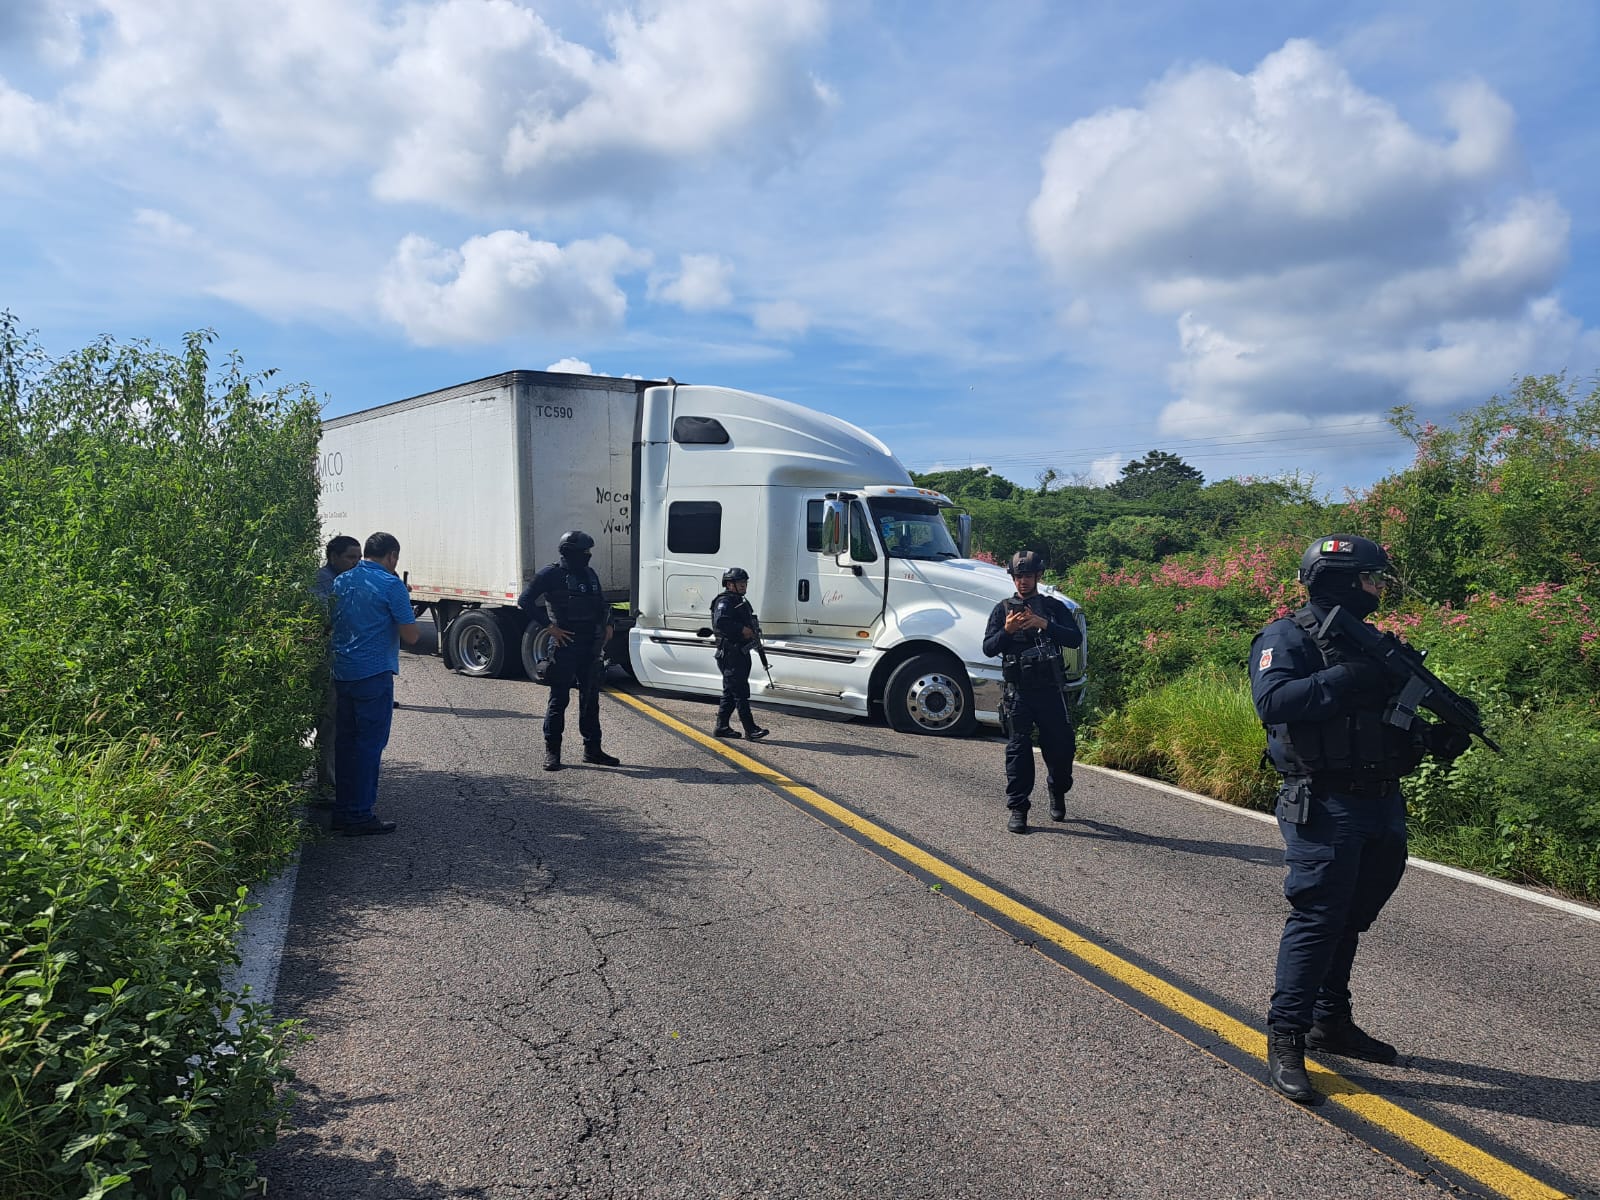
[
  {"x1": 648, "y1": 253, "x2": 734, "y2": 311},
  {"x1": 0, "y1": 80, "x2": 55, "y2": 155},
  {"x1": 545, "y1": 357, "x2": 593, "y2": 373},
  {"x1": 752, "y1": 298, "x2": 810, "y2": 336},
  {"x1": 379, "y1": 229, "x2": 650, "y2": 346},
  {"x1": 1028, "y1": 37, "x2": 1594, "y2": 434},
  {"x1": 7, "y1": 0, "x2": 833, "y2": 212}
]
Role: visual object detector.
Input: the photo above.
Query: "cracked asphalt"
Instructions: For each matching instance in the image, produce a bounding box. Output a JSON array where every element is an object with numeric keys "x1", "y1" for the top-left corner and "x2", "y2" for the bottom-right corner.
[{"x1": 262, "y1": 629, "x2": 1600, "y2": 1199}]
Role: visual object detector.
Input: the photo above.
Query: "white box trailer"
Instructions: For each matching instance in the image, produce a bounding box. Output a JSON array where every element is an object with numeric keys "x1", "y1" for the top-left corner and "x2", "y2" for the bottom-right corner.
[{"x1": 319, "y1": 370, "x2": 1085, "y2": 736}]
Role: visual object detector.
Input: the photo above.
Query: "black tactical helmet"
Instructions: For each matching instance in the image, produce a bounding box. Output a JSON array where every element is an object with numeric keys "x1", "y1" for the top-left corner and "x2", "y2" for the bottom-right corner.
[
  {"x1": 1299, "y1": 535, "x2": 1389, "y2": 587},
  {"x1": 558, "y1": 530, "x2": 595, "y2": 556},
  {"x1": 722, "y1": 566, "x2": 750, "y2": 585},
  {"x1": 1008, "y1": 549, "x2": 1046, "y2": 577}
]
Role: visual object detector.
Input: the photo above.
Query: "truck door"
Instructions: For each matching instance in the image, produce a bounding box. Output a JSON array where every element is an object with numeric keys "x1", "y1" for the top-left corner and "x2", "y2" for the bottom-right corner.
[{"x1": 794, "y1": 498, "x2": 884, "y2": 636}]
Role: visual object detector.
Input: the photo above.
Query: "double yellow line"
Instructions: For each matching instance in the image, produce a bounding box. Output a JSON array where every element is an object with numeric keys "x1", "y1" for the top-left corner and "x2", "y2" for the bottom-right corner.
[{"x1": 610, "y1": 690, "x2": 1567, "y2": 1200}]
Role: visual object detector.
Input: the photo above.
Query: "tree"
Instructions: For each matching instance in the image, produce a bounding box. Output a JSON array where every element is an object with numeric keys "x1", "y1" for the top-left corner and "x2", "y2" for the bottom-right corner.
[{"x1": 1108, "y1": 450, "x2": 1204, "y2": 501}]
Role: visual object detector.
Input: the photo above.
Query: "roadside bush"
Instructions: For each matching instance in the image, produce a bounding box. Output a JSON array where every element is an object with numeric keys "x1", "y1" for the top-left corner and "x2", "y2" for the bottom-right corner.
[
  {"x1": 1061, "y1": 536, "x2": 1308, "y2": 717},
  {"x1": 0, "y1": 317, "x2": 321, "y2": 1197},
  {"x1": 0, "y1": 743, "x2": 297, "y2": 1200},
  {"x1": 1083, "y1": 665, "x2": 1277, "y2": 810},
  {"x1": 0, "y1": 315, "x2": 326, "y2": 789}
]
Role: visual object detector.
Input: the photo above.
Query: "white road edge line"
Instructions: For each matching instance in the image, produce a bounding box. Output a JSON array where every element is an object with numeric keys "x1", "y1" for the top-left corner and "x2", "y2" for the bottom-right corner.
[
  {"x1": 1075, "y1": 760, "x2": 1600, "y2": 924},
  {"x1": 225, "y1": 849, "x2": 302, "y2": 1023}
]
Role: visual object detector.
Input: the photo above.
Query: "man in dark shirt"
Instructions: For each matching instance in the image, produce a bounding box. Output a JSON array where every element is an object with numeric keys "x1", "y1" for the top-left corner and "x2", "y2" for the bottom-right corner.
[
  {"x1": 311, "y1": 535, "x2": 361, "y2": 798},
  {"x1": 981, "y1": 549, "x2": 1083, "y2": 834},
  {"x1": 709, "y1": 566, "x2": 770, "y2": 741},
  {"x1": 518, "y1": 530, "x2": 619, "y2": 771},
  {"x1": 1251, "y1": 535, "x2": 1469, "y2": 1103}
]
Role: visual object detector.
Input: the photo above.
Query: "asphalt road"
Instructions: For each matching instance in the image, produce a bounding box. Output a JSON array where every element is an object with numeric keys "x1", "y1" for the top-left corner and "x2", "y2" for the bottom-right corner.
[{"x1": 261, "y1": 634, "x2": 1599, "y2": 1199}]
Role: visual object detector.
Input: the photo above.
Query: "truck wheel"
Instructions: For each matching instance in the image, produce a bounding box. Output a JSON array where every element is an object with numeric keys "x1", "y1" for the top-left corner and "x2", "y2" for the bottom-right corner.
[
  {"x1": 884, "y1": 653, "x2": 975, "y2": 737},
  {"x1": 449, "y1": 610, "x2": 510, "y2": 678},
  {"x1": 520, "y1": 624, "x2": 555, "y2": 684}
]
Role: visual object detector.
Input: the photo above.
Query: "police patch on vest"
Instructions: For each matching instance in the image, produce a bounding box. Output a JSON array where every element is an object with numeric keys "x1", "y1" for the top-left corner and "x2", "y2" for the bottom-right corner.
[{"x1": 1258, "y1": 647, "x2": 1274, "y2": 671}]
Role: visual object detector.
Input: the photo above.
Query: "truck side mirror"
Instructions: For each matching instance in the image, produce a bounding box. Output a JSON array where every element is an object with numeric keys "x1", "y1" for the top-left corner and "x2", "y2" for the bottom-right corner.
[
  {"x1": 957, "y1": 513, "x2": 972, "y2": 559},
  {"x1": 820, "y1": 498, "x2": 848, "y2": 557}
]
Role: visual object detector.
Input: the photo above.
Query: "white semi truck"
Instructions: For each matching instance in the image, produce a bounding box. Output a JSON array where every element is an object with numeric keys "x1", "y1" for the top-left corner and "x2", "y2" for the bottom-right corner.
[{"x1": 317, "y1": 370, "x2": 1085, "y2": 736}]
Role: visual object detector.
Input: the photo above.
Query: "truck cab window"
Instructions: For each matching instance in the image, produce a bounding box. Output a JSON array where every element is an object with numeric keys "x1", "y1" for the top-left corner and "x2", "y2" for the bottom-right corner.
[
  {"x1": 867, "y1": 497, "x2": 959, "y2": 560},
  {"x1": 673, "y1": 416, "x2": 730, "y2": 445},
  {"x1": 849, "y1": 502, "x2": 878, "y2": 562},
  {"x1": 667, "y1": 501, "x2": 722, "y2": 553}
]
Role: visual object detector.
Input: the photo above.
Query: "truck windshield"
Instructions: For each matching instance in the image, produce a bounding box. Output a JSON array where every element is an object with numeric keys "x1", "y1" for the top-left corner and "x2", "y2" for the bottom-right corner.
[{"x1": 868, "y1": 498, "x2": 961, "y2": 561}]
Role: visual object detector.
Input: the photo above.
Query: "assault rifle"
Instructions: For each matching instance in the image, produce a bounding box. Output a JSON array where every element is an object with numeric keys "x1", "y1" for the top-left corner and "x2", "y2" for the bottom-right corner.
[
  {"x1": 1315, "y1": 605, "x2": 1502, "y2": 753},
  {"x1": 747, "y1": 614, "x2": 775, "y2": 685},
  {"x1": 695, "y1": 619, "x2": 776, "y2": 688}
]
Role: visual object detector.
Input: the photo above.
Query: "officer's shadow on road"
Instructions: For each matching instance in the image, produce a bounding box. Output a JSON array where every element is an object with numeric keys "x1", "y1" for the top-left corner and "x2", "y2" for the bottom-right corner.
[
  {"x1": 1057, "y1": 817, "x2": 1282, "y2": 866},
  {"x1": 1373, "y1": 1054, "x2": 1600, "y2": 1129},
  {"x1": 396, "y1": 703, "x2": 532, "y2": 719},
  {"x1": 780, "y1": 739, "x2": 917, "y2": 760},
  {"x1": 262, "y1": 1079, "x2": 482, "y2": 1199}
]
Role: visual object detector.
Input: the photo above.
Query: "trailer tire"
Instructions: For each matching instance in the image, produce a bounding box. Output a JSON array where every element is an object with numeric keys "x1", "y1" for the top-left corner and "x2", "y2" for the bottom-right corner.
[
  {"x1": 449, "y1": 610, "x2": 511, "y2": 678},
  {"x1": 520, "y1": 624, "x2": 555, "y2": 684},
  {"x1": 883, "y1": 653, "x2": 976, "y2": 737}
]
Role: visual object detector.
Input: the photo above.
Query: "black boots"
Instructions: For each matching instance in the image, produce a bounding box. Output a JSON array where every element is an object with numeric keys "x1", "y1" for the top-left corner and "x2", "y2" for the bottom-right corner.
[
  {"x1": 583, "y1": 744, "x2": 620, "y2": 766},
  {"x1": 1266, "y1": 1028, "x2": 1318, "y2": 1104},
  {"x1": 1007, "y1": 809, "x2": 1028, "y2": 835},
  {"x1": 1307, "y1": 1015, "x2": 1398, "y2": 1064},
  {"x1": 713, "y1": 725, "x2": 768, "y2": 741},
  {"x1": 1048, "y1": 791, "x2": 1067, "y2": 822},
  {"x1": 543, "y1": 740, "x2": 561, "y2": 771}
]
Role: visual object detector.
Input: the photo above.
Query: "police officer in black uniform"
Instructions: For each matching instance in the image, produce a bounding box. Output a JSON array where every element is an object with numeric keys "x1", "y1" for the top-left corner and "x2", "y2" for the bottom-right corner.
[
  {"x1": 982, "y1": 549, "x2": 1083, "y2": 834},
  {"x1": 1251, "y1": 535, "x2": 1470, "y2": 1104},
  {"x1": 518, "y1": 530, "x2": 620, "y2": 772},
  {"x1": 710, "y1": 567, "x2": 771, "y2": 741}
]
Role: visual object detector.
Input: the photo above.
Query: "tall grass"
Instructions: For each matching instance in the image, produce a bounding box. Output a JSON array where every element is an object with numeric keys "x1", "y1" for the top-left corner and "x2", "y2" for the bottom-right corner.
[{"x1": 1082, "y1": 664, "x2": 1278, "y2": 811}]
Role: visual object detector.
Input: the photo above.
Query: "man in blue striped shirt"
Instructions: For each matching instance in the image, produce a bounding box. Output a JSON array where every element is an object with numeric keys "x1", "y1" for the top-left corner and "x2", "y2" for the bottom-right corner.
[{"x1": 330, "y1": 531, "x2": 419, "y2": 835}]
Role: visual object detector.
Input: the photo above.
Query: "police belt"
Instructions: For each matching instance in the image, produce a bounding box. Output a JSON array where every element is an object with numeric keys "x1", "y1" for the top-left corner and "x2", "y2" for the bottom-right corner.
[{"x1": 1292, "y1": 773, "x2": 1400, "y2": 798}]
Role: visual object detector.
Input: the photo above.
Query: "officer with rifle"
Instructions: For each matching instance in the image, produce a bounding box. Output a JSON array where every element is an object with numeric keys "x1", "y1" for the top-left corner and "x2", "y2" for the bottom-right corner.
[
  {"x1": 1251, "y1": 535, "x2": 1487, "y2": 1105},
  {"x1": 710, "y1": 566, "x2": 771, "y2": 741},
  {"x1": 518, "y1": 530, "x2": 621, "y2": 771},
  {"x1": 982, "y1": 549, "x2": 1083, "y2": 835}
]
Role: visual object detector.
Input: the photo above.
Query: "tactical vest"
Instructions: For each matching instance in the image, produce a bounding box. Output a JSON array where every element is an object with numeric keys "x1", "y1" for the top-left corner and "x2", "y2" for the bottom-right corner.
[
  {"x1": 549, "y1": 565, "x2": 607, "y2": 634},
  {"x1": 1264, "y1": 607, "x2": 1425, "y2": 779},
  {"x1": 712, "y1": 592, "x2": 754, "y2": 655},
  {"x1": 1001, "y1": 595, "x2": 1068, "y2": 691}
]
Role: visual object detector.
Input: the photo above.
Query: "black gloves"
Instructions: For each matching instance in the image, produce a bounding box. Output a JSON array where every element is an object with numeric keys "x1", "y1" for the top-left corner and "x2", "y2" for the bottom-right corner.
[
  {"x1": 1424, "y1": 724, "x2": 1473, "y2": 763},
  {"x1": 1335, "y1": 659, "x2": 1392, "y2": 699}
]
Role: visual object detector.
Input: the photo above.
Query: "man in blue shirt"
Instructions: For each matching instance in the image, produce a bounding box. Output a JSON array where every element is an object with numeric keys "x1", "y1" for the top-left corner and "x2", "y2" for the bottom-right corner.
[{"x1": 330, "y1": 531, "x2": 419, "y2": 835}]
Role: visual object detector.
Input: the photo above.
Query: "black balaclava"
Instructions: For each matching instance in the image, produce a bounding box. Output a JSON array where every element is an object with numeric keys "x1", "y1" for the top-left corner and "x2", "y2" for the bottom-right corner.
[
  {"x1": 562, "y1": 549, "x2": 592, "y2": 570},
  {"x1": 1309, "y1": 571, "x2": 1378, "y2": 619}
]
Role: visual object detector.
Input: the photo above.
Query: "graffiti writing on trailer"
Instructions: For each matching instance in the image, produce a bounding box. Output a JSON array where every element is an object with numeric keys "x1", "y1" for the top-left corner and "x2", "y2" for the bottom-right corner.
[{"x1": 597, "y1": 486, "x2": 631, "y2": 535}]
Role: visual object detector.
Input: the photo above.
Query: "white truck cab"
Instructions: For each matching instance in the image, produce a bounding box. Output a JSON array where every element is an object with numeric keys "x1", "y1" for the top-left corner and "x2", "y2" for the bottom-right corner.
[{"x1": 626, "y1": 382, "x2": 1085, "y2": 733}]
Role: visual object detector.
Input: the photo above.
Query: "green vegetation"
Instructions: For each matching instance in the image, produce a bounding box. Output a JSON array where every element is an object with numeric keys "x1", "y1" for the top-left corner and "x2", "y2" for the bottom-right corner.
[
  {"x1": 0, "y1": 315, "x2": 323, "y2": 1199},
  {"x1": 918, "y1": 373, "x2": 1600, "y2": 903}
]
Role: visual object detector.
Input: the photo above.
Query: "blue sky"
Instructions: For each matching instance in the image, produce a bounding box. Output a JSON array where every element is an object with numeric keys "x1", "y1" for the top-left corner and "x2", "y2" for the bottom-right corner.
[{"x1": 3, "y1": 0, "x2": 1597, "y2": 497}]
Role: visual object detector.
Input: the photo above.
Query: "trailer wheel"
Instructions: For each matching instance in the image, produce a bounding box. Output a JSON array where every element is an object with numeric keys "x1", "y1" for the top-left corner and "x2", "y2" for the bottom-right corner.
[
  {"x1": 449, "y1": 610, "x2": 511, "y2": 678},
  {"x1": 520, "y1": 624, "x2": 555, "y2": 684},
  {"x1": 883, "y1": 653, "x2": 976, "y2": 737}
]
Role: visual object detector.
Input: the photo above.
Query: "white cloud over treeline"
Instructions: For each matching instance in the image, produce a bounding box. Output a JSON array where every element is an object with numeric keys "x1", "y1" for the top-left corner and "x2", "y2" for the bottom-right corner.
[{"x1": 1028, "y1": 38, "x2": 1598, "y2": 435}]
